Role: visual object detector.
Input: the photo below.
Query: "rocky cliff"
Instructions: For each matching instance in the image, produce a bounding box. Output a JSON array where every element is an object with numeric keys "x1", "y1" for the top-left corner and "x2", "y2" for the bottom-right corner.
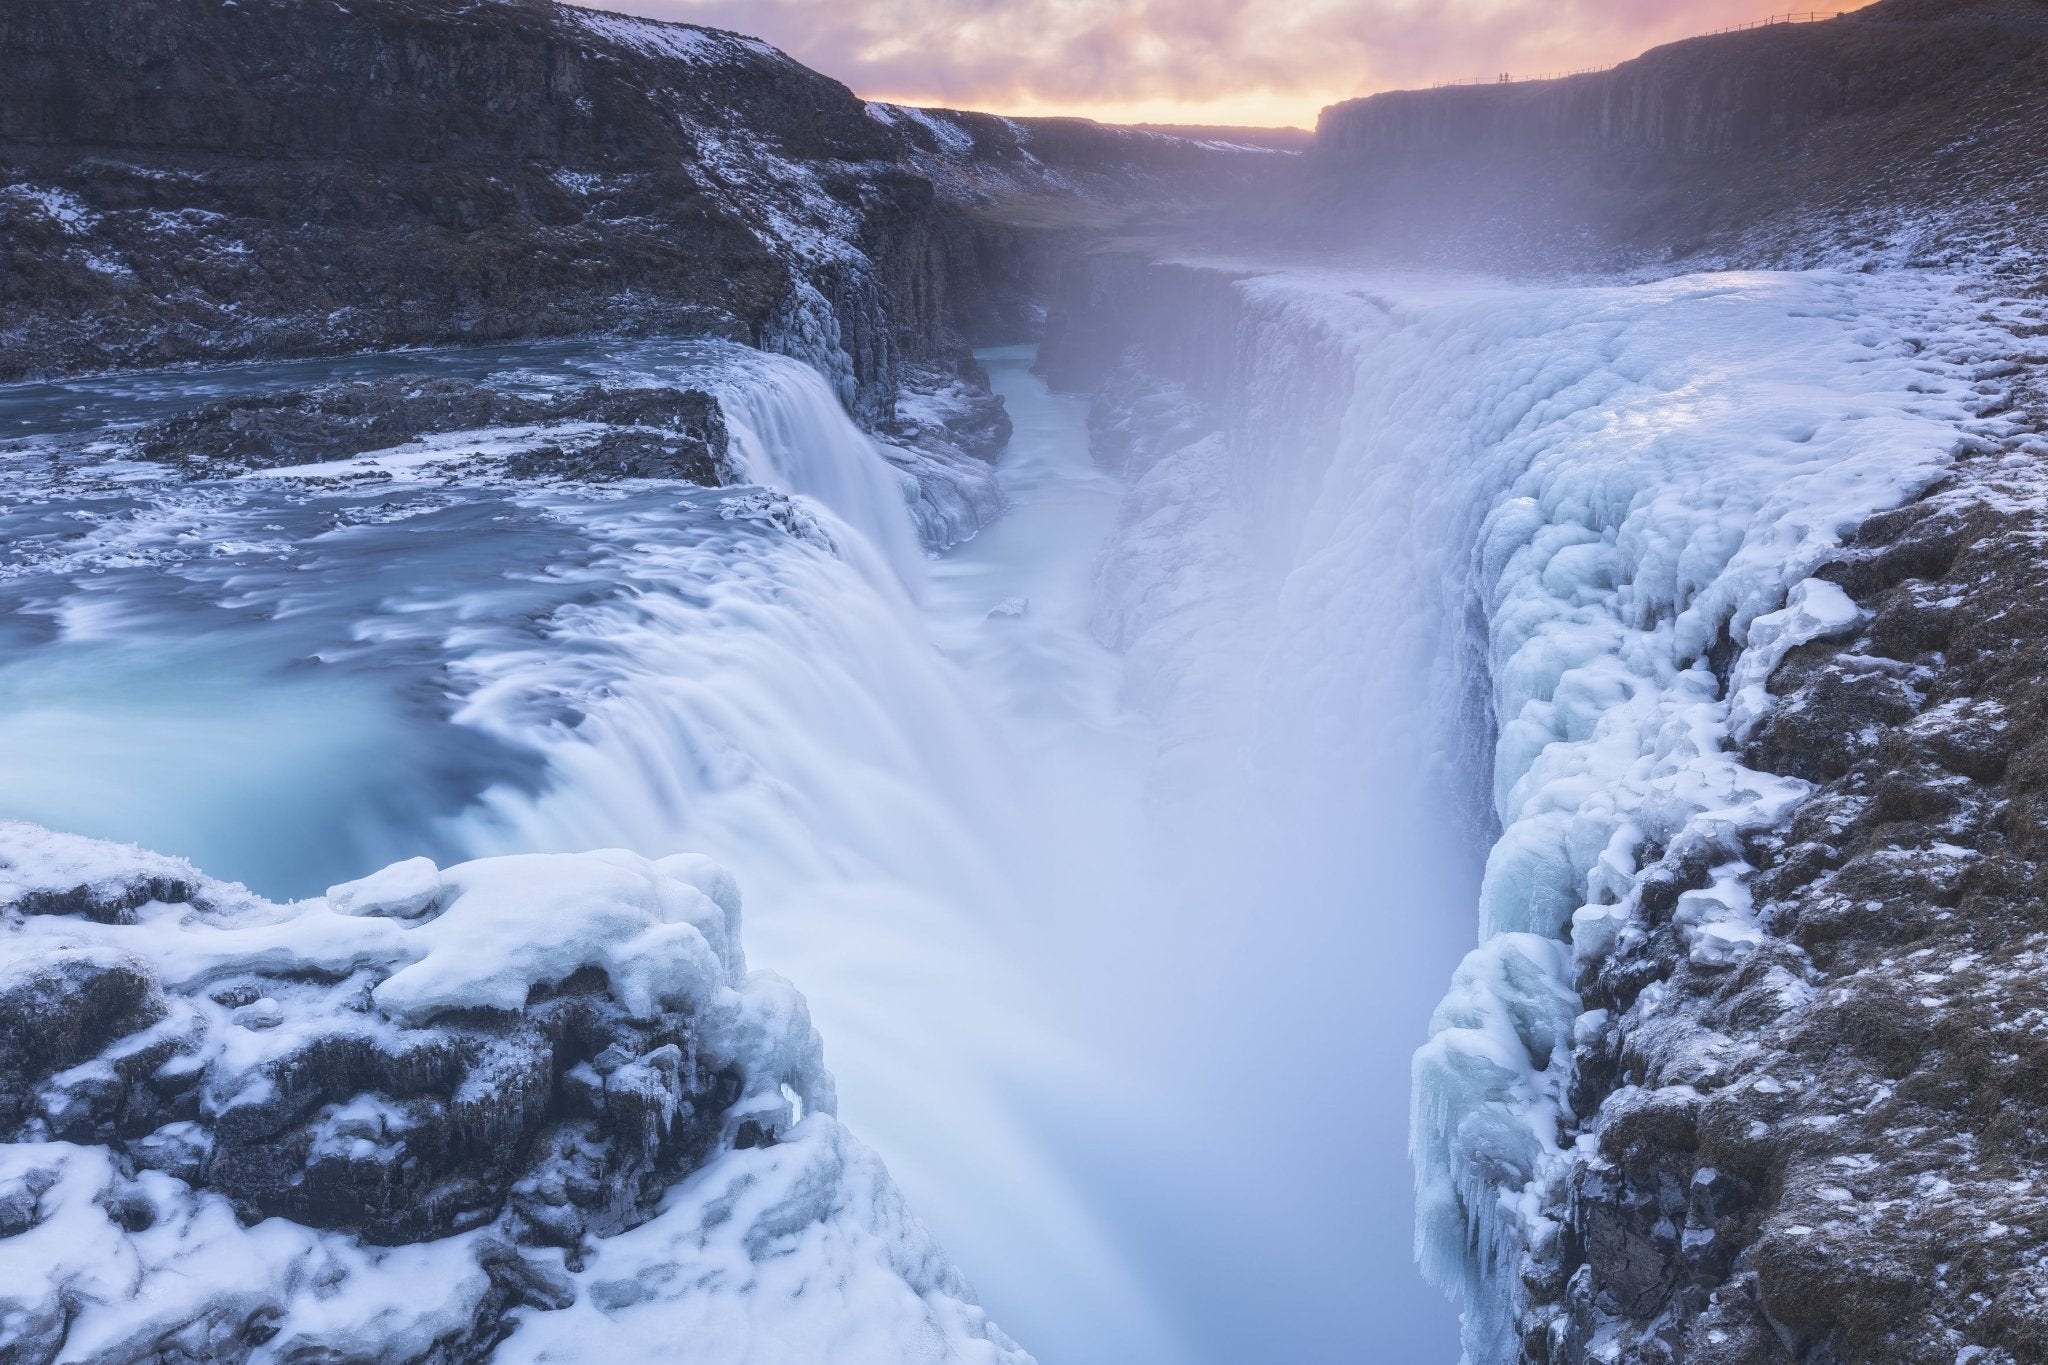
[
  {"x1": 0, "y1": 825, "x2": 1032, "y2": 1363},
  {"x1": 1305, "y1": 0, "x2": 2048, "y2": 275},
  {"x1": 0, "y1": 0, "x2": 1275, "y2": 424},
  {"x1": 1517, "y1": 301, "x2": 2048, "y2": 1365},
  {"x1": 1, "y1": 0, "x2": 886, "y2": 400}
]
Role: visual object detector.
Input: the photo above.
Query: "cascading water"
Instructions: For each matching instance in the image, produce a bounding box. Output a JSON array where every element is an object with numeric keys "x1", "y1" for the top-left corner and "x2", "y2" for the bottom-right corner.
[
  {"x1": 0, "y1": 261, "x2": 2003, "y2": 1365},
  {"x1": 434, "y1": 375, "x2": 1187, "y2": 1365},
  {"x1": 985, "y1": 262, "x2": 2001, "y2": 1364},
  {"x1": 1080, "y1": 264, "x2": 1996, "y2": 1364},
  {"x1": 0, "y1": 339, "x2": 1183, "y2": 1365}
]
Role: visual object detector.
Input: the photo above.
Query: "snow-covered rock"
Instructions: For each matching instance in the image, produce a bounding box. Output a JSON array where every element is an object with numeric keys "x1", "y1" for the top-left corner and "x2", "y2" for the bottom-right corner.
[{"x1": 0, "y1": 823, "x2": 1027, "y2": 1364}]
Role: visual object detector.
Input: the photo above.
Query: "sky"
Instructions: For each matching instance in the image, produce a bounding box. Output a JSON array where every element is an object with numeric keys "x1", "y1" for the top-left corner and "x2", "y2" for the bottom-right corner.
[{"x1": 593, "y1": 0, "x2": 1803, "y2": 129}]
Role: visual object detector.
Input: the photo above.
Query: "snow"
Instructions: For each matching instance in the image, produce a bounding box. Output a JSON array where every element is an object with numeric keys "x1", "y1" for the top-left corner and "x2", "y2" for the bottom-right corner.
[
  {"x1": 1727, "y1": 575, "x2": 1864, "y2": 738},
  {"x1": 0, "y1": 822, "x2": 229, "y2": 913},
  {"x1": 500, "y1": 1117, "x2": 1026, "y2": 1365},
  {"x1": 326, "y1": 855, "x2": 443, "y2": 919},
  {"x1": 6, "y1": 184, "x2": 98, "y2": 234},
  {"x1": 0, "y1": 1114, "x2": 1024, "y2": 1364},
  {"x1": 0, "y1": 822, "x2": 1026, "y2": 1364},
  {"x1": 567, "y1": 9, "x2": 776, "y2": 68},
  {"x1": 369, "y1": 851, "x2": 737, "y2": 1023},
  {"x1": 3, "y1": 833, "x2": 822, "y2": 1110},
  {"x1": 239, "y1": 422, "x2": 611, "y2": 484},
  {"x1": 866, "y1": 103, "x2": 982, "y2": 159}
]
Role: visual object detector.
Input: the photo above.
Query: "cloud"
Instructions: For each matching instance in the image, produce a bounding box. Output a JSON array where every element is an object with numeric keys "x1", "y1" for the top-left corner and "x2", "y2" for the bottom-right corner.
[{"x1": 587, "y1": 0, "x2": 1784, "y2": 126}]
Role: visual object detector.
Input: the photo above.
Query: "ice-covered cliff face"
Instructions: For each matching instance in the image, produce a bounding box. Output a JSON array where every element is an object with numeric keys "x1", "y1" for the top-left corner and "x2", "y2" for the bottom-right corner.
[{"x1": 1047, "y1": 256, "x2": 2028, "y2": 1361}]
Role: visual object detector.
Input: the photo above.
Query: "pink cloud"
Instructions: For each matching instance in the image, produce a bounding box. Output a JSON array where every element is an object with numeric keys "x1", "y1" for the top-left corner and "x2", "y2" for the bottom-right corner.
[{"x1": 581, "y1": 0, "x2": 1789, "y2": 125}]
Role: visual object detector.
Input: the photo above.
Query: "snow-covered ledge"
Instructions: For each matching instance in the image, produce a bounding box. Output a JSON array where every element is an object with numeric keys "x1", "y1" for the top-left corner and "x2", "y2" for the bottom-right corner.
[{"x1": 0, "y1": 823, "x2": 1027, "y2": 1364}]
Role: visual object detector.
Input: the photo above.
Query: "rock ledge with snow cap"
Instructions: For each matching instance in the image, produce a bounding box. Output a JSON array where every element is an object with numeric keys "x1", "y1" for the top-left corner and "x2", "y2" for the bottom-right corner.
[{"x1": 0, "y1": 822, "x2": 1028, "y2": 1365}]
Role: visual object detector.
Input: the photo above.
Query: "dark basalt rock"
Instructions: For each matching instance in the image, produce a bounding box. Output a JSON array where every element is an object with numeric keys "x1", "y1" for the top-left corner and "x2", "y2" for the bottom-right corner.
[
  {"x1": 15, "y1": 871, "x2": 194, "y2": 923},
  {"x1": 0, "y1": 0, "x2": 929, "y2": 420},
  {"x1": 1523, "y1": 358, "x2": 2048, "y2": 1361},
  {"x1": 0, "y1": 956, "x2": 167, "y2": 1131},
  {"x1": 1, "y1": 914, "x2": 744, "y2": 1274},
  {"x1": 134, "y1": 376, "x2": 733, "y2": 483}
]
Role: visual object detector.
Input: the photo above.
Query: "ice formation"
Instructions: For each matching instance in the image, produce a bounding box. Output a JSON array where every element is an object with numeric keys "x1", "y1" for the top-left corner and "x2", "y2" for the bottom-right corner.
[
  {"x1": 1345, "y1": 272, "x2": 2003, "y2": 1359},
  {"x1": 1070, "y1": 260, "x2": 2014, "y2": 1358},
  {"x1": 0, "y1": 822, "x2": 1028, "y2": 1363}
]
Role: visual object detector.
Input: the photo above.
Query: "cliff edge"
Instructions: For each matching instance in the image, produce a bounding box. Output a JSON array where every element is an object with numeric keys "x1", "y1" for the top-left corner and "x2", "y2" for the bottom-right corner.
[{"x1": 1306, "y1": 0, "x2": 2048, "y2": 274}]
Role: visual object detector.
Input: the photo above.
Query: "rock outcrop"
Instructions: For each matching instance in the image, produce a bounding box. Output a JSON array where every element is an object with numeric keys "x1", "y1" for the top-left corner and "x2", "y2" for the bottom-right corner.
[
  {"x1": 1306, "y1": 0, "x2": 2048, "y2": 274},
  {"x1": 133, "y1": 378, "x2": 734, "y2": 484},
  {"x1": 0, "y1": 824, "x2": 1028, "y2": 1364},
  {"x1": 1523, "y1": 329, "x2": 2048, "y2": 1364}
]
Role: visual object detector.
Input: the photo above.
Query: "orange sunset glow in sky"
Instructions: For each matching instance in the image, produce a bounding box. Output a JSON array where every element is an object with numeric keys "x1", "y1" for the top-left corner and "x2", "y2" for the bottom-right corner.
[{"x1": 590, "y1": 0, "x2": 1832, "y2": 128}]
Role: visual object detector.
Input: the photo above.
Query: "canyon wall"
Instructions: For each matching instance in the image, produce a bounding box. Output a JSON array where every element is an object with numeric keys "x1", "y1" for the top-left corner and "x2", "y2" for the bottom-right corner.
[
  {"x1": 1039, "y1": 240, "x2": 2048, "y2": 1365},
  {"x1": 0, "y1": 0, "x2": 1276, "y2": 418},
  {"x1": 1305, "y1": 0, "x2": 2048, "y2": 274}
]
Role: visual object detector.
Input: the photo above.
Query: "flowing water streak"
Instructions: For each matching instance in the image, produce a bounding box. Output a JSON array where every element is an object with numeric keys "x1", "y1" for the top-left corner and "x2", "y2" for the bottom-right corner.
[{"x1": 436, "y1": 350, "x2": 1188, "y2": 1365}]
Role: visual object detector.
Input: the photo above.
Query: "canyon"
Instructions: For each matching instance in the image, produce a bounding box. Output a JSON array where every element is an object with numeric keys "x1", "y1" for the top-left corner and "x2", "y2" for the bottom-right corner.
[{"x1": 4, "y1": 1, "x2": 2048, "y2": 1362}]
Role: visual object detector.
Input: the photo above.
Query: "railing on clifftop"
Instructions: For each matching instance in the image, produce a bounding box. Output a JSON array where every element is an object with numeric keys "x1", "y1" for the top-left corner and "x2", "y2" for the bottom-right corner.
[{"x1": 1703, "y1": 9, "x2": 1850, "y2": 35}]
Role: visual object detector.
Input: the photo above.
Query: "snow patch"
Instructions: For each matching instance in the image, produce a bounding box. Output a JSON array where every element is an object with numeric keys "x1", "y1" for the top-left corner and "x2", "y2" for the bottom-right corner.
[{"x1": 568, "y1": 9, "x2": 776, "y2": 67}]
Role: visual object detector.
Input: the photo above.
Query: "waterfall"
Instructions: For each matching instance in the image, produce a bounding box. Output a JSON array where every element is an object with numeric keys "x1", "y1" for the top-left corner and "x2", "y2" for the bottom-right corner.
[
  {"x1": 1061, "y1": 262, "x2": 1992, "y2": 1361},
  {"x1": 0, "y1": 266, "x2": 2001, "y2": 1365},
  {"x1": 713, "y1": 353, "x2": 927, "y2": 584},
  {"x1": 431, "y1": 350, "x2": 1188, "y2": 1365}
]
